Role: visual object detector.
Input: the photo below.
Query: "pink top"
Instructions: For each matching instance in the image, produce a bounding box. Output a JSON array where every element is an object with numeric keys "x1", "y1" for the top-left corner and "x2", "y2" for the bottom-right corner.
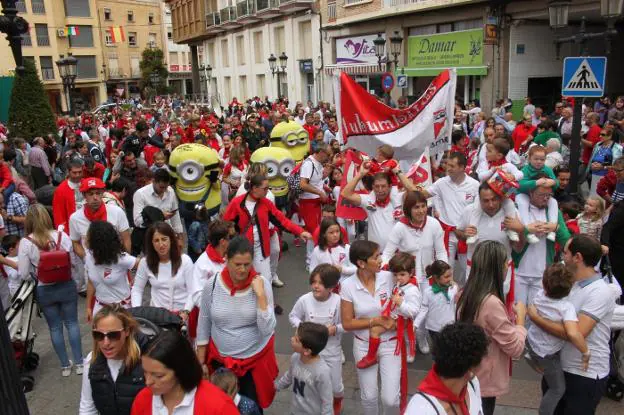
[{"x1": 474, "y1": 294, "x2": 527, "y2": 397}]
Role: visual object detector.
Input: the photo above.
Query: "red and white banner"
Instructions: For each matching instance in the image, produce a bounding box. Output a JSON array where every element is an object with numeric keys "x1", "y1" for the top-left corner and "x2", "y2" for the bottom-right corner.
[
  {"x1": 405, "y1": 150, "x2": 432, "y2": 188},
  {"x1": 334, "y1": 69, "x2": 456, "y2": 160},
  {"x1": 336, "y1": 149, "x2": 368, "y2": 220}
]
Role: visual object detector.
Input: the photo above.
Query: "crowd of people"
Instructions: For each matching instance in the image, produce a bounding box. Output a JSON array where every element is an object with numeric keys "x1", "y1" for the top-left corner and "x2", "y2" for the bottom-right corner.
[{"x1": 0, "y1": 91, "x2": 623, "y2": 415}]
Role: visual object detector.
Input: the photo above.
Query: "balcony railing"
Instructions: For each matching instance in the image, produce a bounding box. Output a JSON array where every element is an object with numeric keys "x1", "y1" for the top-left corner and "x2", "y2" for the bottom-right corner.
[
  {"x1": 36, "y1": 35, "x2": 50, "y2": 46},
  {"x1": 31, "y1": 0, "x2": 45, "y2": 14},
  {"x1": 205, "y1": 11, "x2": 221, "y2": 28},
  {"x1": 328, "y1": 2, "x2": 336, "y2": 21},
  {"x1": 237, "y1": 0, "x2": 256, "y2": 18},
  {"x1": 41, "y1": 68, "x2": 54, "y2": 80},
  {"x1": 15, "y1": 1, "x2": 26, "y2": 13},
  {"x1": 385, "y1": 0, "x2": 428, "y2": 6},
  {"x1": 219, "y1": 6, "x2": 237, "y2": 22},
  {"x1": 108, "y1": 68, "x2": 122, "y2": 78},
  {"x1": 255, "y1": 0, "x2": 279, "y2": 12},
  {"x1": 21, "y1": 35, "x2": 32, "y2": 46}
]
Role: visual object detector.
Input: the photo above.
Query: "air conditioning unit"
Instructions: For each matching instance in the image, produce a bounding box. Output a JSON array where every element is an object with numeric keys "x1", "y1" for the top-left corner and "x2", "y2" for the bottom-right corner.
[{"x1": 57, "y1": 29, "x2": 67, "y2": 37}]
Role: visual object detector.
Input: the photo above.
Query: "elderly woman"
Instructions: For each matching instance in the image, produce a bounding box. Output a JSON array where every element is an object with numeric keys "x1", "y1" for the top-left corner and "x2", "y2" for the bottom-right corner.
[
  {"x1": 589, "y1": 127, "x2": 622, "y2": 195},
  {"x1": 195, "y1": 236, "x2": 278, "y2": 410},
  {"x1": 456, "y1": 241, "x2": 527, "y2": 415}
]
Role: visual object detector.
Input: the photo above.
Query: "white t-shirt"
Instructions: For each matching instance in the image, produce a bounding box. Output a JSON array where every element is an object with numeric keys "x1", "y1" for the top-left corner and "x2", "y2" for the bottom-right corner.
[
  {"x1": 190, "y1": 251, "x2": 225, "y2": 307},
  {"x1": 528, "y1": 290, "x2": 578, "y2": 357},
  {"x1": 5, "y1": 256, "x2": 20, "y2": 296},
  {"x1": 340, "y1": 271, "x2": 396, "y2": 342},
  {"x1": 68, "y1": 180, "x2": 85, "y2": 210},
  {"x1": 309, "y1": 244, "x2": 356, "y2": 282},
  {"x1": 406, "y1": 377, "x2": 483, "y2": 415},
  {"x1": 515, "y1": 206, "x2": 547, "y2": 279},
  {"x1": 426, "y1": 175, "x2": 479, "y2": 228},
  {"x1": 561, "y1": 275, "x2": 615, "y2": 379},
  {"x1": 289, "y1": 292, "x2": 343, "y2": 358},
  {"x1": 69, "y1": 204, "x2": 130, "y2": 249},
  {"x1": 414, "y1": 284, "x2": 458, "y2": 333},
  {"x1": 299, "y1": 156, "x2": 324, "y2": 200},
  {"x1": 84, "y1": 252, "x2": 136, "y2": 307},
  {"x1": 358, "y1": 189, "x2": 403, "y2": 250}
]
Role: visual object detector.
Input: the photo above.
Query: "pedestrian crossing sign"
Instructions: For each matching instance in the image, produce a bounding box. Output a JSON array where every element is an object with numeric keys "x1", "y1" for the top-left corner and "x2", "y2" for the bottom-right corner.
[{"x1": 562, "y1": 57, "x2": 607, "y2": 97}]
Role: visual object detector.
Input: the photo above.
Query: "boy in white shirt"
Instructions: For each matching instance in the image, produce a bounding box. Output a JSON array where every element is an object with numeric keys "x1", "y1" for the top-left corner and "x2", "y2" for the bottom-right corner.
[
  {"x1": 2, "y1": 235, "x2": 20, "y2": 297},
  {"x1": 289, "y1": 264, "x2": 344, "y2": 414},
  {"x1": 526, "y1": 263, "x2": 590, "y2": 415}
]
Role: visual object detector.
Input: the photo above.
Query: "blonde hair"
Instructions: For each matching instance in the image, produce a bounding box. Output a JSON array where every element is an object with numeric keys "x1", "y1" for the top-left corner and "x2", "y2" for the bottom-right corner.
[
  {"x1": 25, "y1": 204, "x2": 54, "y2": 248},
  {"x1": 91, "y1": 305, "x2": 141, "y2": 373},
  {"x1": 229, "y1": 146, "x2": 245, "y2": 166},
  {"x1": 586, "y1": 196, "x2": 606, "y2": 220},
  {"x1": 210, "y1": 368, "x2": 238, "y2": 398}
]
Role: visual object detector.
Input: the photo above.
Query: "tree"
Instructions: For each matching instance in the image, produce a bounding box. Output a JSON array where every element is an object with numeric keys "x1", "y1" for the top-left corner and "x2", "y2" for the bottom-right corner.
[
  {"x1": 139, "y1": 47, "x2": 170, "y2": 97},
  {"x1": 7, "y1": 59, "x2": 56, "y2": 139}
]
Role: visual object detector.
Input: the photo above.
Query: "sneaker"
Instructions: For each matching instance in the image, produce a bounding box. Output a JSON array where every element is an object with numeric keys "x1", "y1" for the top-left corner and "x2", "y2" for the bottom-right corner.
[
  {"x1": 527, "y1": 234, "x2": 540, "y2": 244},
  {"x1": 61, "y1": 361, "x2": 73, "y2": 377},
  {"x1": 75, "y1": 363, "x2": 84, "y2": 375},
  {"x1": 506, "y1": 230, "x2": 520, "y2": 242},
  {"x1": 547, "y1": 231, "x2": 556, "y2": 242},
  {"x1": 466, "y1": 235, "x2": 478, "y2": 245},
  {"x1": 272, "y1": 278, "x2": 285, "y2": 288},
  {"x1": 356, "y1": 354, "x2": 378, "y2": 369},
  {"x1": 274, "y1": 304, "x2": 284, "y2": 315},
  {"x1": 417, "y1": 332, "x2": 430, "y2": 354},
  {"x1": 341, "y1": 350, "x2": 346, "y2": 365}
]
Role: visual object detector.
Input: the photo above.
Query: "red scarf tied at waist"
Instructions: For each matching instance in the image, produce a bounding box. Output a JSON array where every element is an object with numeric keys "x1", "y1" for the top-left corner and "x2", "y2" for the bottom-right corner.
[
  {"x1": 220, "y1": 267, "x2": 258, "y2": 296},
  {"x1": 207, "y1": 336, "x2": 279, "y2": 409},
  {"x1": 84, "y1": 203, "x2": 107, "y2": 222},
  {"x1": 419, "y1": 364, "x2": 470, "y2": 415},
  {"x1": 438, "y1": 220, "x2": 467, "y2": 256}
]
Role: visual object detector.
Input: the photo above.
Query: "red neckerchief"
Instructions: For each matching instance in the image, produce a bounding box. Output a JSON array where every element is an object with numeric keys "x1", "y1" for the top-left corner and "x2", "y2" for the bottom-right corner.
[
  {"x1": 419, "y1": 365, "x2": 469, "y2": 415},
  {"x1": 206, "y1": 245, "x2": 225, "y2": 264},
  {"x1": 327, "y1": 242, "x2": 340, "y2": 254},
  {"x1": 84, "y1": 203, "x2": 107, "y2": 222},
  {"x1": 489, "y1": 158, "x2": 506, "y2": 168},
  {"x1": 109, "y1": 192, "x2": 125, "y2": 209},
  {"x1": 375, "y1": 195, "x2": 391, "y2": 208},
  {"x1": 400, "y1": 216, "x2": 426, "y2": 231},
  {"x1": 220, "y1": 266, "x2": 258, "y2": 296}
]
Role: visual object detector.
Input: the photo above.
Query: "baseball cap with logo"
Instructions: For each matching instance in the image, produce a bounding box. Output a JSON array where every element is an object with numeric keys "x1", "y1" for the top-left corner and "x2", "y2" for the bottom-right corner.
[{"x1": 79, "y1": 177, "x2": 106, "y2": 193}]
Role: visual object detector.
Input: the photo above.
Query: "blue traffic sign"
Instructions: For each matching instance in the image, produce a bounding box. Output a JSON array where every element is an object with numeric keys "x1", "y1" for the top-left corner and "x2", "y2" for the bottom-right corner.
[
  {"x1": 381, "y1": 72, "x2": 395, "y2": 93},
  {"x1": 397, "y1": 74, "x2": 407, "y2": 89},
  {"x1": 562, "y1": 57, "x2": 607, "y2": 97}
]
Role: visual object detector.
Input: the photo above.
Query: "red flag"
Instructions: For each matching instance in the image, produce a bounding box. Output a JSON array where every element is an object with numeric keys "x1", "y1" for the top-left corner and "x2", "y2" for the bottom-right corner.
[{"x1": 336, "y1": 149, "x2": 368, "y2": 221}]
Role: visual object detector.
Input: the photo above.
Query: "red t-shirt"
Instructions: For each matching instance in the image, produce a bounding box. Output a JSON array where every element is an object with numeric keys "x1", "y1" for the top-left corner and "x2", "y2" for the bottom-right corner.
[
  {"x1": 583, "y1": 124, "x2": 602, "y2": 164},
  {"x1": 83, "y1": 162, "x2": 106, "y2": 179},
  {"x1": 143, "y1": 145, "x2": 160, "y2": 167}
]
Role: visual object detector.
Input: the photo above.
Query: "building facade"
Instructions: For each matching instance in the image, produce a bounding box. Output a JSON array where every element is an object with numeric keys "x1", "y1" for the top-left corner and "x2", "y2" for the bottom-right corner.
[{"x1": 163, "y1": 3, "x2": 193, "y2": 96}]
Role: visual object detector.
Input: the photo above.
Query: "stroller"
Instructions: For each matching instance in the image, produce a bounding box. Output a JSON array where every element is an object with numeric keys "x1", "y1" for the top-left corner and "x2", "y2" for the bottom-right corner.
[
  {"x1": 601, "y1": 256, "x2": 624, "y2": 401},
  {"x1": 5, "y1": 280, "x2": 39, "y2": 393},
  {"x1": 128, "y1": 306, "x2": 184, "y2": 339}
]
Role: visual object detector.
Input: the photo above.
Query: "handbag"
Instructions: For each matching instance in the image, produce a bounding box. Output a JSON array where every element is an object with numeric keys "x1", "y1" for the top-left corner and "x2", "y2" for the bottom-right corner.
[{"x1": 25, "y1": 231, "x2": 71, "y2": 284}]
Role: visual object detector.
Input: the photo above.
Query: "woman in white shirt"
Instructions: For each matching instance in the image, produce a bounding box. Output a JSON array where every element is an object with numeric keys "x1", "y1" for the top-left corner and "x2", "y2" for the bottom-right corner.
[
  {"x1": 131, "y1": 222, "x2": 196, "y2": 321},
  {"x1": 406, "y1": 322, "x2": 489, "y2": 415},
  {"x1": 79, "y1": 305, "x2": 146, "y2": 415},
  {"x1": 85, "y1": 220, "x2": 138, "y2": 322}
]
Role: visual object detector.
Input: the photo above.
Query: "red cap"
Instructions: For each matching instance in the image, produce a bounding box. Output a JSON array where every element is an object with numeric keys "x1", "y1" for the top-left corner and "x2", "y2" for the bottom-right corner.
[{"x1": 79, "y1": 177, "x2": 106, "y2": 193}]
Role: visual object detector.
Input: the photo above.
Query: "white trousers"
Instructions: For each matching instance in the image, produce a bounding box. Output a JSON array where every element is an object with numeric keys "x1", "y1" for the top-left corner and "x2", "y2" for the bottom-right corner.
[
  {"x1": 269, "y1": 232, "x2": 280, "y2": 281},
  {"x1": 321, "y1": 351, "x2": 345, "y2": 397},
  {"x1": 353, "y1": 337, "x2": 401, "y2": 415},
  {"x1": 515, "y1": 274, "x2": 542, "y2": 306}
]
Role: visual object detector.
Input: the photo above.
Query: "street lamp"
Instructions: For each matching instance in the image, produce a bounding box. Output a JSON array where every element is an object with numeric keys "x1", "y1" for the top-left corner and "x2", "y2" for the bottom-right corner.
[
  {"x1": 199, "y1": 63, "x2": 212, "y2": 103},
  {"x1": 150, "y1": 71, "x2": 160, "y2": 100},
  {"x1": 268, "y1": 52, "x2": 288, "y2": 100},
  {"x1": 373, "y1": 31, "x2": 404, "y2": 71},
  {"x1": 547, "y1": 2, "x2": 622, "y2": 195},
  {"x1": 56, "y1": 53, "x2": 78, "y2": 116}
]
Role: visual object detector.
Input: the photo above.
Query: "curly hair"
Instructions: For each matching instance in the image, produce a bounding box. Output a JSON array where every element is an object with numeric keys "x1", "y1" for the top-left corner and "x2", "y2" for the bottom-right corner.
[
  {"x1": 433, "y1": 322, "x2": 489, "y2": 378},
  {"x1": 87, "y1": 220, "x2": 123, "y2": 265}
]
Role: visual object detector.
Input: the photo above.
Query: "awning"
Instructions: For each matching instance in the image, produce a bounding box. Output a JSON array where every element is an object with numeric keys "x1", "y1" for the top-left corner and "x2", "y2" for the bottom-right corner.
[
  {"x1": 402, "y1": 66, "x2": 488, "y2": 77},
  {"x1": 324, "y1": 64, "x2": 381, "y2": 76}
]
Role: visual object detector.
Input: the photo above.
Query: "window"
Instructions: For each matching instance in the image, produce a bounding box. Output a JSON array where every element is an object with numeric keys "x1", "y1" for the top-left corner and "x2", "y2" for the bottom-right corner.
[
  {"x1": 274, "y1": 26, "x2": 285, "y2": 54},
  {"x1": 21, "y1": 30, "x2": 32, "y2": 47},
  {"x1": 236, "y1": 36, "x2": 245, "y2": 65},
  {"x1": 75, "y1": 55, "x2": 97, "y2": 79},
  {"x1": 167, "y1": 31, "x2": 172, "y2": 40},
  {"x1": 68, "y1": 25, "x2": 94, "y2": 48},
  {"x1": 148, "y1": 13, "x2": 154, "y2": 24},
  {"x1": 105, "y1": 32, "x2": 113, "y2": 46},
  {"x1": 299, "y1": 21, "x2": 312, "y2": 59},
  {"x1": 31, "y1": 0, "x2": 46, "y2": 14},
  {"x1": 35, "y1": 24, "x2": 50, "y2": 47},
  {"x1": 104, "y1": 8, "x2": 111, "y2": 20},
  {"x1": 149, "y1": 33, "x2": 157, "y2": 47},
  {"x1": 221, "y1": 39, "x2": 229, "y2": 67},
  {"x1": 169, "y1": 52, "x2": 178, "y2": 65},
  {"x1": 256, "y1": 74, "x2": 265, "y2": 98},
  {"x1": 15, "y1": 1, "x2": 26, "y2": 13},
  {"x1": 131, "y1": 57, "x2": 140, "y2": 77},
  {"x1": 63, "y1": 0, "x2": 91, "y2": 17},
  {"x1": 253, "y1": 32, "x2": 263, "y2": 64},
  {"x1": 40, "y1": 56, "x2": 54, "y2": 80},
  {"x1": 107, "y1": 58, "x2": 119, "y2": 77},
  {"x1": 127, "y1": 10, "x2": 134, "y2": 22},
  {"x1": 239, "y1": 75, "x2": 247, "y2": 100},
  {"x1": 128, "y1": 32, "x2": 137, "y2": 47},
  {"x1": 516, "y1": 44, "x2": 526, "y2": 55}
]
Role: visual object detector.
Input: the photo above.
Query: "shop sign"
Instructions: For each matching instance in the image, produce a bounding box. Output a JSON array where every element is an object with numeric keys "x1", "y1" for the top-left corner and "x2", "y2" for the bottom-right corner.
[
  {"x1": 170, "y1": 64, "x2": 180, "y2": 72},
  {"x1": 407, "y1": 28, "x2": 483, "y2": 69},
  {"x1": 299, "y1": 59, "x2": 313, "y2": 73},
  {"x1": 336, "y1": 34, "x2": 385, "y2": 65},
  {"x1": 484, "y1": 16, "x2": 498, "y2": 45}
]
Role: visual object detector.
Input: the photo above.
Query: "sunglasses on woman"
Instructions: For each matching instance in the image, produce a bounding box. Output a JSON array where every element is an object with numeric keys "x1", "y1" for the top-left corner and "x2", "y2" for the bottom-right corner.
[{"x1": 92, "y1": 330, "x2": 124, "y2": 341}]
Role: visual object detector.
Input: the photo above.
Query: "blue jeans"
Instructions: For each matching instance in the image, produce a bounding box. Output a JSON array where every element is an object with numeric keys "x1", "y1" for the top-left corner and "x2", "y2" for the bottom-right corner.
[{"x1": 36, "y1": 280, "x2": 83, "y2": 367}]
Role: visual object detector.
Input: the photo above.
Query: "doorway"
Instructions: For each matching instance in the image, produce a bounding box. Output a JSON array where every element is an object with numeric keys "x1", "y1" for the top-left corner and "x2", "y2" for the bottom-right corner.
[{"x1": 528, "y1": 77, "x2": 563, "y2": 113}]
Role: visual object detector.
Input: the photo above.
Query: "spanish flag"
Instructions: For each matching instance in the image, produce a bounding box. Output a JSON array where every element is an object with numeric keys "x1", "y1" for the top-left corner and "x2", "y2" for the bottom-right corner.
[
  {"x1": 65, "y1": 26, "x2": 80, "y2": 36},
  {"x1": 108, "y1": 26, "x2": 126, "y2": 43}
]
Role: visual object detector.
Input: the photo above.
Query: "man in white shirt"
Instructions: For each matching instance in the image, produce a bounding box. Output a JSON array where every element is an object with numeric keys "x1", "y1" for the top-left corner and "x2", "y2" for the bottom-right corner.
[
  {"x1": 323, "y1": 115, "x2": 339, "y2": 145},
  {"x1": 133, "y1": 168, "x2": 184, "y2": 246},
  {"x1": 69, "y1": 177, "x2": 131, "y2": 260},
  {"x1": 528, "y1": 234, "x2": 615, "y2": 415}
]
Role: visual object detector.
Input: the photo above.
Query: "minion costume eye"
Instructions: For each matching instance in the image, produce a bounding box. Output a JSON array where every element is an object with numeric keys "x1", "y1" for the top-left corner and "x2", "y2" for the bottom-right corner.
[
  {"x1": 178, "y1": 161, "x2": 203, "y2": 182},
  {"x1": 265, "y1": 160, "x2": 279, "y2": 178},
  {"x1": 282, "y1": 131, "x2": 299, "y2": 147},
  {"x1": 297, "y1": 131, "x2": 309, "y2": 144},
  {"x1": 279, "y1": 160, "x2": 295, "y2": 177}
]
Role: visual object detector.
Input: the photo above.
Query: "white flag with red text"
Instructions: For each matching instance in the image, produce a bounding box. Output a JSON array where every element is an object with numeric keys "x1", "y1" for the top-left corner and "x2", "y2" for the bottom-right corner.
[
  {"x1": 334, "y1": 69, "x2": 456, "y2": 160},
  {"x1": 405, "y1": 150, "x2": 433, "y2": 188}
]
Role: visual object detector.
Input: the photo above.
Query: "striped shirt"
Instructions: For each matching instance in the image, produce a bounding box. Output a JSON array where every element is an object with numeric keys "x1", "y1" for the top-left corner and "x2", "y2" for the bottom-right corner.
[
  {"x1": 196, "y1": 273, "x2": 276, "y2": 359},
  {"x1": 28, "y1": 145, "x2": 51, "y2": 176}
]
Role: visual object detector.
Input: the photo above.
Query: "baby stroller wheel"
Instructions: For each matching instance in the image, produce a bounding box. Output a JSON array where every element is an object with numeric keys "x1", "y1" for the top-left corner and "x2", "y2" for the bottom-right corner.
[
  {"x1": 24, "y1": 353, "x2": 40, "y2": 371},
  {"x1": 606, "y1": 375, "x2": 624, "y2": 401},
  {"x1": 21, "y1": 376, "x2": 34, "y2": 393}
]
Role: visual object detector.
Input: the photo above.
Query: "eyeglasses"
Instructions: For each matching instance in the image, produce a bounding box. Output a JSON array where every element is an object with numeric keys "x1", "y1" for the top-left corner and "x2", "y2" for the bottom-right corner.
[
  {"x1": 92, "y1": 330, "x2": 123, "y2": 341},
  {"x1": 600, "y1": 133, "x2": 609, "y2": 137},
  {"x1": 613, "y1": 168, "x2": 624, "y2": 173}
]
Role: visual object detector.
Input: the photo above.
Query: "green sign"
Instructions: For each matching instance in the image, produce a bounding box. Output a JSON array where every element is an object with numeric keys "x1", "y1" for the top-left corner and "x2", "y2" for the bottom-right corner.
[{"x1": 406, "y1": 29, "x2": 485, "y2": 76}]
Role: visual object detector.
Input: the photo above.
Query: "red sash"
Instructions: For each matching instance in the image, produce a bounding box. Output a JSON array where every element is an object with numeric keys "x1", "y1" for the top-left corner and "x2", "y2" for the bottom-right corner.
[{"x1": 438, "y1": 220, "x2": 467, "y2": 256}]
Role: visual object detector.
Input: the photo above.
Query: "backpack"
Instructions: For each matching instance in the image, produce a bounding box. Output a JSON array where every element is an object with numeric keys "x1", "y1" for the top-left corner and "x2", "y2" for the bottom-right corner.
[
  {"x1": 26, "y1": 231, "x2": 71, "y2": 284},
  {"x1": 286, "y1": 159, "x2": 315, "y2": 202}
]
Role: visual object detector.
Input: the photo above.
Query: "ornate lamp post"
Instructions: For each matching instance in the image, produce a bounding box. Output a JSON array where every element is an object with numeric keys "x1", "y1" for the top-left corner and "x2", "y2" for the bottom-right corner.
[
  {"x1": 268, "y1": 52, "x2": 288, "y2": 100},
  {"x1": 55, "y1": 53, "x2": 78, "y2": 116},
  {"x1": 373, "y1": 31, "x2": 404, "y2": 71}
]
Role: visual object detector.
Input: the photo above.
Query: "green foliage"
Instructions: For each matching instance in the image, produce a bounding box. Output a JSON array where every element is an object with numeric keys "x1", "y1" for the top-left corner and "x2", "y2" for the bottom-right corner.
[
  {"x1": 139, "y1": 47, "x2": 169, "y2": 96},
  {"x1": 7, "y1": 59, "x2": 56, "y2": 139}
]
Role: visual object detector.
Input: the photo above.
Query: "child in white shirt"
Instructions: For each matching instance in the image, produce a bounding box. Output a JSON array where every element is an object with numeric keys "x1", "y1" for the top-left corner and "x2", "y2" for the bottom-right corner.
[
  {"x1": 289, "y1": 264, "x2": 344, "y2": 414},
  {"x1": 357, "y1": 252, "x2": 422, "y2": 369},
  {"x1": 309, "y1": 218, "x2": 356, "y2": 286},
  {"x1": 470, "y1": 137, "x2": 523, "y2": 244},
  {"x1": 2, "y1": 235, "x2": 21, "y2": 297},
  {"x1": 526, "y1": 263, "x2": 590, "y2": 415},
  {"x1": 413, "y1": 260, "x2": 458, "y2": 350}
]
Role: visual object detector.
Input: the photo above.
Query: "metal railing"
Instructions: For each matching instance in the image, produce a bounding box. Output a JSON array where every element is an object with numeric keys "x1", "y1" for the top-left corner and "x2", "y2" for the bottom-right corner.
[
  {"x1": 328, "y1": 2, "x2": 336, "y2": 21},
  {"x1": 36, "y1": 35, "x2": 50, "y2": 46},
  {"x1": 41, "y1": 68, "x2": 54, "y2": 80},
  {"x1": 256, "y1": 0, "x2": 279, "y2": 10},
  {"x1": 31, "y1": 0, "x2": 45, "y2": 14},
  {"x1": 205, "y1": 11, "x2": 221, "y2": 28},
  {"x1": 219, "y1": 6, "x2": 237, "y2": 22},
  {"x1": 108, "y1": 68, "x2": 122, "y2": 78},
  {"x1": 237, "y1": 0, "x2": 256, "y2": 18},
  {"x1": 21, "y1": 35, "x2": 32, "y2": 46},
  {"x1": 385, "y1": 0, "x2": 428, "y2": 6},
  {"x1": 15, "y1": 1, "x2": 26, "y2": 13}
]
